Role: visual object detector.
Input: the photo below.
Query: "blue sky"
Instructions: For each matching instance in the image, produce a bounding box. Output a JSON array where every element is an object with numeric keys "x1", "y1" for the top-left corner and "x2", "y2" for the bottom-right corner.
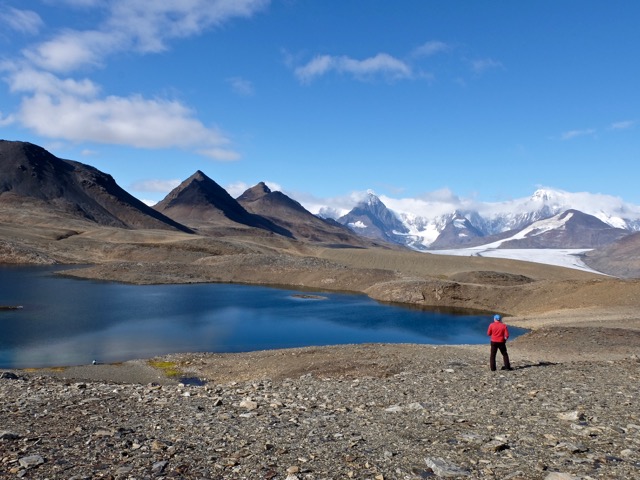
[{"x1": 1, "y1": 0, "x2": 638, "y2": 212}]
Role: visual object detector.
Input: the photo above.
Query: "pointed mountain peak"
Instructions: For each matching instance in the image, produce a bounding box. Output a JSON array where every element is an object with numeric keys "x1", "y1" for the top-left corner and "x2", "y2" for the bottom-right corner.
[
  {"x1": 364, "y1": 190, "x2": 381, "y2": 205},
  {"x1": 256, "y1": 181, "x2": 271, "y2": 193},
  {"x1": 155, "y1": 172, "x2": 292, "y2": 237},
  {"x1": 237, "y1": 182, "x2": 272, "y2": 203},
  {"x1": 183, "y1": 170, "x2": 214, "y2": 184},
  {"x1": 155, "y1": 170, "x2": 234, "y2": 213},
  {"x1": 192, "y1": 169, "x2": 208, "y2": 178}
]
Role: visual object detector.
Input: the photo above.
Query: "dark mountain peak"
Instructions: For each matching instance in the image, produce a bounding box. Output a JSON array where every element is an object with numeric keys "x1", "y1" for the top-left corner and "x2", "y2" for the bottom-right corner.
[
  {"x1": 558, "y1": 209, "x2": 611, "y2": 228},
  {"x1": 155, "y1": 173, "x2": 292, "y2": 237},
  {"x1": 190, "y1": 170, "x2": 208, "y2": 181},
  {"x1": 237, "y1": 182, "x2": 272, "y2": 203},
  {"x1": 183, "y1": 170, "x2": 219, "y2": 188},
  {"x1": 238, "y1": 183, "x2": 310, "y2": 214},
  {"x1": 0, "y1": 140, "x2": 191, "y2": 232},
  {"x1": 155, "y1": 171, "x2": 249, "y2": 219},
  {"x1": 255, "y1": 181, "x2": 271, "y2": 193},
  {"x1": 237, "y1": 183, "x2": 369, "y2": 246}
]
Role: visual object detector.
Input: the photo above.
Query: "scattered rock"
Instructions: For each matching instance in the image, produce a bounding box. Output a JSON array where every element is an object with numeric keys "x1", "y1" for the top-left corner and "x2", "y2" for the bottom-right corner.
[
  {"x1": 424, "y1": 457, "x2": 470, "y2": 477},
  {"x1": 0, "y1": 430, "x2": 20, "y2": 440},
  {"x1": 18, "y1": 455, "x2": 44, "y2": 469}
]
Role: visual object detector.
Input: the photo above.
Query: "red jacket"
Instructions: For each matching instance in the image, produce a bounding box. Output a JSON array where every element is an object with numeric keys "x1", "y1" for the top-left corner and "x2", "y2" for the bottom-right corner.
[{"x1": 487, "y1": 321, "x2": 509, "y2": 342}]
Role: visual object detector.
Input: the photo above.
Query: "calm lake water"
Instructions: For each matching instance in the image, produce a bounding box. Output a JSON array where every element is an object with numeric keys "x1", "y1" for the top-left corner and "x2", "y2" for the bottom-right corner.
[{"x1": 0, "y1": 266, "x2": 526, "y2": 369}]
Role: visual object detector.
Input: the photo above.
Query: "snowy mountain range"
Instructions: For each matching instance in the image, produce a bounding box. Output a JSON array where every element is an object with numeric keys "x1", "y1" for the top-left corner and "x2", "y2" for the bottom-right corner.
[{"x1": 323, "y1": 189, "x2": 640, "y2": 251}]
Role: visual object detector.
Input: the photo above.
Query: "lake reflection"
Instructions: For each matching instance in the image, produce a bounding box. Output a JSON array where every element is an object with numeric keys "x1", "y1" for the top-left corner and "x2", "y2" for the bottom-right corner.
[{"x1": 0, "y1": 266, "x2": 526, "y2": 368}]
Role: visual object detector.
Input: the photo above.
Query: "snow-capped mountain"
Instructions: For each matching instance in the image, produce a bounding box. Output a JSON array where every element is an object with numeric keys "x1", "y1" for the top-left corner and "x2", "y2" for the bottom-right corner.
[
  {"x1": 332, "y1": 189, "x2": 640, "y2": 250},
  {"x1": 336, "y1": 191, "x2": 409, "y2": 244}
]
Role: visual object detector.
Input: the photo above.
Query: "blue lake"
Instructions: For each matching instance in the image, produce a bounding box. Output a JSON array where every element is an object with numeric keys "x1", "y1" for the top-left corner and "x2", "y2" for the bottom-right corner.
[{"x1": 0, "y1": 266, "x2": 526, "y2": 369}]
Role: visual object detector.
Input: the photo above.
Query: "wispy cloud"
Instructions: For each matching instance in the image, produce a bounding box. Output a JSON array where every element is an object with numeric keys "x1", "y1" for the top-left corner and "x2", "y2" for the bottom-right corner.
[
  {"x1": 470, "y1": 57, "x2": 503, "y2": 74},
  {"x1": 561, "y1": 128, "x2": 596, "y2": 140},
  {"x1": 0, "y1": 111, "x2": 15, "y2": 126},
  {"x1": 1, "y1": 0, "x2": 270, "y2": 157},
  {"x1": 23, "y1": 0, "x2": 271, "y2": 72},
  {"x1": 129, "y1": 179, "x2": 182, "y2": 192},
  {"x1": 609, "y1": 120, "x2": 635, "y2": 130},
  {"x1": 412, "y1": 40, "x2": 451, "y2": 57},
  {"x1": 227, "y1": 77, "x2": 255, "y2": 96},
  {"x1": 295, "y1": 53, "x2": 412, "y2": 83},
  {"x1": 0, "y1": 7, "x2": 43, "y2": 35},
  {"x1": 197, "y1": 148, "x2": 241, "y2": 162},
  {"x1": 294, "y1": 40, "x2": 501, "y2": 85}
]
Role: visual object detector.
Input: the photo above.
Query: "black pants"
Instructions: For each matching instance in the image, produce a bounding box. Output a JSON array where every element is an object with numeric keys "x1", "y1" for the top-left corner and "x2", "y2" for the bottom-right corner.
[{"x1": 490, "y1": 341, "x2": 511, "y2": 371}]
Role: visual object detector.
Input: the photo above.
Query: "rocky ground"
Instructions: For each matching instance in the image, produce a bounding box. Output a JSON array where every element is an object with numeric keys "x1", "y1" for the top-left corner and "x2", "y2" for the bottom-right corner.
[{"x1": 2, "y1": 336, "x2": 640, "y2": 480}]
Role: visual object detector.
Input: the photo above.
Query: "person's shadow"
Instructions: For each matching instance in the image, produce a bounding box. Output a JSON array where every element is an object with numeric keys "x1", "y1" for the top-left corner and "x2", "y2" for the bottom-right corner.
[{"x1": 512, "y1": 361, "x2": 557, "y2": 370}]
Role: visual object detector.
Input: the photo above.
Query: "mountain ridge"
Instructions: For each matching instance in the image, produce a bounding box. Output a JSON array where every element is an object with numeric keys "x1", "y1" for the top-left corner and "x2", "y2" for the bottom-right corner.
[
  {"x1": 0, "y1": 140, "x2": 192, "y2": 233},
  {"x1": 2, "y1": 139, "x2": 639, "y2": 277},
  {"x1": 237, "y1": 182, "x2": 376, "y2": 247},
  {"x1": 331, "y1": 190, "x2": 640, "y2": 251},
  {"x1": 153, "y1": 171, "x2": 292, "y2": 237}
]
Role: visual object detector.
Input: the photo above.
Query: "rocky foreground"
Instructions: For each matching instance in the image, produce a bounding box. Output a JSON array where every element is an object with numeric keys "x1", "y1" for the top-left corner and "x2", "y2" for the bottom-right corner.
[{"x1": 2, "y1": 344, "x2": 640, "y2": 480}]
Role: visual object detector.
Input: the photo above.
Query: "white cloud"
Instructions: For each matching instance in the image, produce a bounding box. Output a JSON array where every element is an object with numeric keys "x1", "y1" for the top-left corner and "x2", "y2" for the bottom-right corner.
[
  {"x1": 227, "y1": 77, "x2": 255, "y2": 96},
  {"x1": 382, "y1": 195, "x2": 466, "y2": 219},
  {"x1": 470, "y1": 58, "x2": 503, "y2": 73},
  {"x1": 295, "y1": 53, "x2": 412, "y2": 83},
  {"x1": 107, "y1": 0, "x2": 270, "y2": 54},
  {"x1": 0, "y1": 7, "x2": 44, "y2": 35},
  {"x1": 24, "y1": 30, "x2": 123, "y2": 73},
  {"x1": 17, "y1": 91, "x2": 233, "y2": 151},
  {"x1": 129, "y1": 179, "x2": 182, "y2": 192},
  {"x1": 225, "y1": 182, "x2": 250, "y2": 197},
  {"x1": 561, "y1": 128, "x2": 596, "y2": 140},
  {"x1": 294, "y1": 190, "x2": 370, "y2": 218},
  {"x1": 264, "y1": 181, "x2": 283, "y2": 192},
  {"x1": 23, "y1": 0, "x2": 271, "y2": 73},
  {"x1": 609, "y1": 120, "x2": 635, "y2": 130},
  {"x1": 294, "y1": 55, "x2": 336, "y2": 82},
  {"x1": 7, "y1": 67, "x2": 101, "y2": 97},
  {"x1": 412, "y1": 40, "x2": 451, "y2": 57}
]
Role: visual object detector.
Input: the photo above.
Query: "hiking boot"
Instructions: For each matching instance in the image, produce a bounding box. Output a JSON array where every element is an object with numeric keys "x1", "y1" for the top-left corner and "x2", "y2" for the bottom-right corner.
[{"x1": 501, "y1": 366, "x2": 513, "y2": 371}]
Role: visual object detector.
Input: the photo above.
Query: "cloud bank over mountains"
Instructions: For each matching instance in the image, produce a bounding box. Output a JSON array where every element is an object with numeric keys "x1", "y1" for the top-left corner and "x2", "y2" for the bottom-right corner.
[{"x1": 301, "y1": 187, "x2": 640, "y2": 229}]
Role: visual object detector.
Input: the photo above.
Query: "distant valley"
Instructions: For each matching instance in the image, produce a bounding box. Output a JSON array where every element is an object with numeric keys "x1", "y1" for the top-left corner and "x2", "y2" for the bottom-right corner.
[{"x1": 1, "y1": 139, "x2": 640, "y2": 279}]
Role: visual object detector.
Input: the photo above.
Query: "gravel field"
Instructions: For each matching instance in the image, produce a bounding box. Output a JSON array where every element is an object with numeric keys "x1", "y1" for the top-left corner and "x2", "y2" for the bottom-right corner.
[{"x1": 3, "y1": 331, "x2": 640, "y2": 480}]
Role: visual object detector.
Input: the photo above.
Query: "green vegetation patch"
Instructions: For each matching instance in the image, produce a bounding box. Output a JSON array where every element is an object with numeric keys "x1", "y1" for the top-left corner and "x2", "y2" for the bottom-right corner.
[{"x1": 148, "y1": 360, "x2": 182, "y2": 378}]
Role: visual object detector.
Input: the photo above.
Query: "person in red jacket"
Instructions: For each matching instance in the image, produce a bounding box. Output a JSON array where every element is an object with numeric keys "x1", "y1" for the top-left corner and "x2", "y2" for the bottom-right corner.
[{"x1": 487, "y1": 314, "x2": 512, "y2": 371}]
